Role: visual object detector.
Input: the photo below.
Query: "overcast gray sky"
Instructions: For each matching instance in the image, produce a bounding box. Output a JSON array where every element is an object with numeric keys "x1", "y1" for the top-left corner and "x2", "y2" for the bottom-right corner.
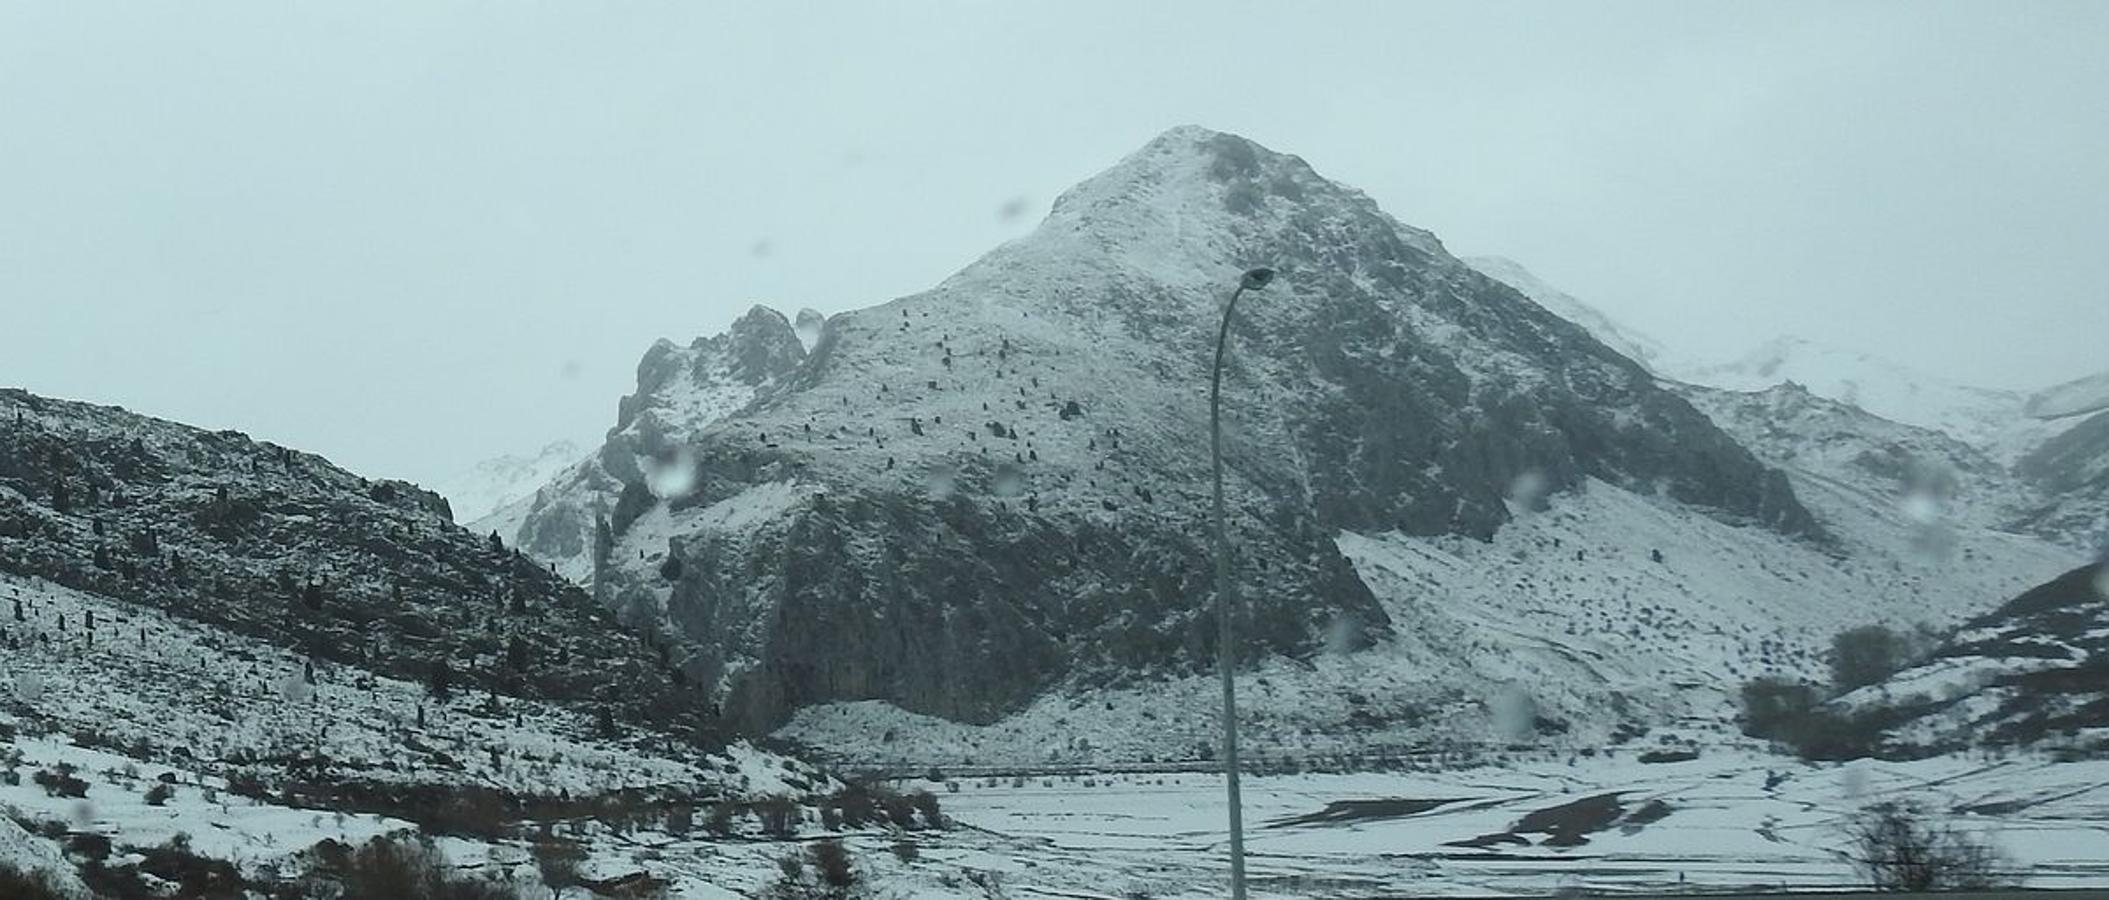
[{"x1": 5, "y1": 1, "x2": 2105, "y2": 485}]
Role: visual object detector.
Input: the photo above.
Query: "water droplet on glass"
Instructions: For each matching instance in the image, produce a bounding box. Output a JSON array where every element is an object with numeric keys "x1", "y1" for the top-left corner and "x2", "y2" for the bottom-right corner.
[
  {"x1": 15, "y1": 672, "x2": 44, "y2": 703},
  {"x1": 924, "y1": 462, "x2": 957, "y2": 500},
  {"x1": 992, "y1": 464, "x2": 1026, "y2": 498},
  {"x1": 646, "y1": 449, "x2": 699, "y2": 501},
  {"x1": 1505, "y1": 470, "x2": 1548, "y2": 516},
  {"x1": 1323, "y1": 615, "x2": 1362, "y2": 656},
  {"x1": 1489, "y1": 684, "x2": 1537, "y2": 740}
]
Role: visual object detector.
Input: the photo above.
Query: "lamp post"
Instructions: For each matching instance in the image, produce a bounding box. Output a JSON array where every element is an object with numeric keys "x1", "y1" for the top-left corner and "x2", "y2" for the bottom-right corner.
[{"x1": 1210, "y1": 265, "x2": 1273, "y2": 900}]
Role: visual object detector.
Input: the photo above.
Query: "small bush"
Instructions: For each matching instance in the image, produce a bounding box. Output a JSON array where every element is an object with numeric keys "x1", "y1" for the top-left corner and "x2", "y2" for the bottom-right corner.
[
  {"x1": 909, "y1": 790, "x2": 943, "y2": 828},
  {"x1": 134, "y1": 833, "x2": 245, "y2": 898},
  {"x1": 1845, "y1": 802, "x2": 2011, "y2": 892},
  {"x1": 530, "y1": 838, "x2": 585, "y2": 897},
  {"x1": 810, "y1": 839, "x2": 855, "y2": 891},
  {"x1": 326, "y1": 834, "x2": 521, "y2": 900},
  {"x1": 703, "y1": 803, "x2": 736, "y2": 836},
  {"x1": 0, "y1": 863, "x2": 70, "y2": 900},
  {"x1": 32, "y1": 764, "x2": 88, "y2": 799},
  {"x1": 891, "y1": 838, "x2": 920, "y2": 863},
  {"x1": 756, "y1": 795, "x2": 800, "y2": 839},
  {"x1": 145, "y1": 782, "x2": 176, "y2": 806},
  {"x1": 1739, "y1": 677, "x2": 1894, "y2": 760}
]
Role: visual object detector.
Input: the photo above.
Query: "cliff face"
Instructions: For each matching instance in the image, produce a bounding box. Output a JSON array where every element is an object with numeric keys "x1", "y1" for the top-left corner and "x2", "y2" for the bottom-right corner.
[{"x1": 506, "y1": 126, "x2": 1821, "y2": 732}]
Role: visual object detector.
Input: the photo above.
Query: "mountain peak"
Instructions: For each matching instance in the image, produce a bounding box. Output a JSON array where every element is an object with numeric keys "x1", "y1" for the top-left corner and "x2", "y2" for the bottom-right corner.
[{"x1": 997, "y1": 126, "x2": 1446, "y2": 293}]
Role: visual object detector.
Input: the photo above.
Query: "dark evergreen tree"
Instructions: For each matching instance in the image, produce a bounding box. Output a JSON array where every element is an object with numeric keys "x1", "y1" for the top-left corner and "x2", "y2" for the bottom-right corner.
[{"x1": 429, "y1": 658, "x2": 454, "y2": 702}]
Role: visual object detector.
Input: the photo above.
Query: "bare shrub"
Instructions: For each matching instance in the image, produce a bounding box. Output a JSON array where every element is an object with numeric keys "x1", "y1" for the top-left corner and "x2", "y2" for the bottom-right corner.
[
  {"x1": 329, "y1": 834, "x2": 521, "y2": 900},
  {"x1": 0, "y1": 863, "x2": 70, "y2": 900},
  {"x1": 1844, "y1": 802, "x2": 2011, "y2": 892}
]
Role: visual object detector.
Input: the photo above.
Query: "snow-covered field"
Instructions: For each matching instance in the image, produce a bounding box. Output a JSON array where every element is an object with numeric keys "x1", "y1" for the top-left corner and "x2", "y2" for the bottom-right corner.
[{"x1": 919, "y1": 749, "x2": 2109, "y2": 897}]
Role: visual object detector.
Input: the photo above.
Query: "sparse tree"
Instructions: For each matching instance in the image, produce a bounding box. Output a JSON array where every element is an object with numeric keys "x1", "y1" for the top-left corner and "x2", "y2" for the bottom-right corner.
[
  {"x1": 531, "y1": 837, "x2": 585, "y2": 899},
  {"x1": 1832, "y1": 625, "x2": 1916, "y2": 694},
  {"x1": 1845, "y1": 802, "x2": 2010, "y2": 892},
  {"x1": 429, "y1": 658, "x2": 454, "y2": 702}
]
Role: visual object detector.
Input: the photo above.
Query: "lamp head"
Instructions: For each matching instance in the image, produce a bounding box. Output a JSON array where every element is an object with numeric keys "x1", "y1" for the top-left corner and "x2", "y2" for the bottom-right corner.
[{"x1": 1240, "y1": 267, "x2": 1276, "y2": 291}]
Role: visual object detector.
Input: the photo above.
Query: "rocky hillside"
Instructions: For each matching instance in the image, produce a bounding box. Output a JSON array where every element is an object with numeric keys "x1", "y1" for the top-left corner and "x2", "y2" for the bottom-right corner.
[
  {"x1": 476, "y1": 304, "x2": 811, "y2": 584},
  {"x1": 500, "y1": 126, "x2": 1823, "y2": 735},
  {"x1": 1673, "y1": 382, "x2": 2027, "y2": 532},
  {"x1": 1462, "y1": 256, "x2": 1680, "y2": 376},
  {"x1": 430, "y1": 438, "x2": 587, "y2": 524},
  {"x1": 2013, "y1": 409, "x2": 2109, "y2": 555},
  {"x1": 0, "y1": 388, "x2": 706, "y2": 733},
  {"x1": 1846, "y1": 562, "x2": 2109, "y2": 755}
]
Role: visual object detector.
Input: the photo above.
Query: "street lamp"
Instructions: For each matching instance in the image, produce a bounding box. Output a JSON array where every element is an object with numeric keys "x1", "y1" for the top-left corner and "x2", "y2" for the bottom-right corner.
[{"x1": 1210, "y1": 265, "x2": 1273, "y2": 900}]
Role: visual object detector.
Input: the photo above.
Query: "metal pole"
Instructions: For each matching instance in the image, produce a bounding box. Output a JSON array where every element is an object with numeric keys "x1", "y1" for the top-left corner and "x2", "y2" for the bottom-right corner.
[{"x1": 1210, "y1": 282, "x2": 1250, "y2": 900}]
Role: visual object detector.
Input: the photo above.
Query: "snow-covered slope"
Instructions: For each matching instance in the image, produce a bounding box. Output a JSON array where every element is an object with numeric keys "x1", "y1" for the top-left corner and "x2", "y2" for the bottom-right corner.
[
  {"x1": 0, "y1": 387, "x2": 702, "y2": 729},
  {"x1": 1844, "y1": 562, "x2": 2109, "y2": 755},
  {"x1": 2013, "y1": 409, "x2": 2109, "y2": 554},
  {"x1": 1680, "y1": 336, "x2": 2064, "y2": 463},
  {"x1": 783, "y1": 475, "x2": 2073, "y2": 767},
  {"x1": 2028, "y1": 368, "x2": 2109, "y2": 421},
  {"x1": 0, "y1": 571, "x2": 877, "y2": 898},
  {"x1": 430, "y1": 439, "x2": 587, "y2": 524},
  {"x1": 1463, "y1": 256, "x2": 1682, "y2": 376}
]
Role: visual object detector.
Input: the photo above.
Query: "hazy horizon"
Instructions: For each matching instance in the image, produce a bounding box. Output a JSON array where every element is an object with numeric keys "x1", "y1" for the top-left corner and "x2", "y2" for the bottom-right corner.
[{"x1": 7, "y1": 1, "x2": 2106, "y2": 486}]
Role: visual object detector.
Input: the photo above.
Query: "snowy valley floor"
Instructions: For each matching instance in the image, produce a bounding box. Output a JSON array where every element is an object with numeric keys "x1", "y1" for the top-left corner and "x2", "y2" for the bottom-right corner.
[
  {"x1": 910, "y1": 750, "x2": 2109, "y2": 897},
  {"x1": 13, "y1": 727, "x2": 2102, "y2": 897}
]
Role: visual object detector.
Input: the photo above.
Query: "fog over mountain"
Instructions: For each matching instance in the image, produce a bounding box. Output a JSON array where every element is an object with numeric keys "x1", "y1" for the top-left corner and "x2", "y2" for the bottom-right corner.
[{"x1": 7, "y1": 2, "x2": 2107, "y2": 486}]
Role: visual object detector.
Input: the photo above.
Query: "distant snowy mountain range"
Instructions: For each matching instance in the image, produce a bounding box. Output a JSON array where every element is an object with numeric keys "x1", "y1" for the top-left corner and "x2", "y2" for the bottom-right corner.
[
  {"x1": 1464, "y1": 256, "x2": 2082, "y2": 464},
  {"x1": 430, "y1": 438, "x2": 589, "y2": 524}
]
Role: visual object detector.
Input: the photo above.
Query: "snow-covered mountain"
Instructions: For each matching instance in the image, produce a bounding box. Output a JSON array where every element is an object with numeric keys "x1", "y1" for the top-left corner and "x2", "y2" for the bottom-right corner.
[
  {"x1": 2028, "y1": 369, "x2": 2109, "y2": 421},
  {"x1": 430, "y1": 438, "x2": 587, "y2": 524},
  {"x1": 1681, "y1": 336, "x2": 2065, "y2": 463},
  {"x1": 478, "y1": 126, "x2": 2090, "y2": 757},
  {"x1": 1462, "y1": 256, "x2": 1682, "y2": 376},
  {"x1": 1465, "y1": 258, "x2": 2071, "y2": 465},
  {"x1": 0, "y1": 387, "x2": 860, "y2": 896}
]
